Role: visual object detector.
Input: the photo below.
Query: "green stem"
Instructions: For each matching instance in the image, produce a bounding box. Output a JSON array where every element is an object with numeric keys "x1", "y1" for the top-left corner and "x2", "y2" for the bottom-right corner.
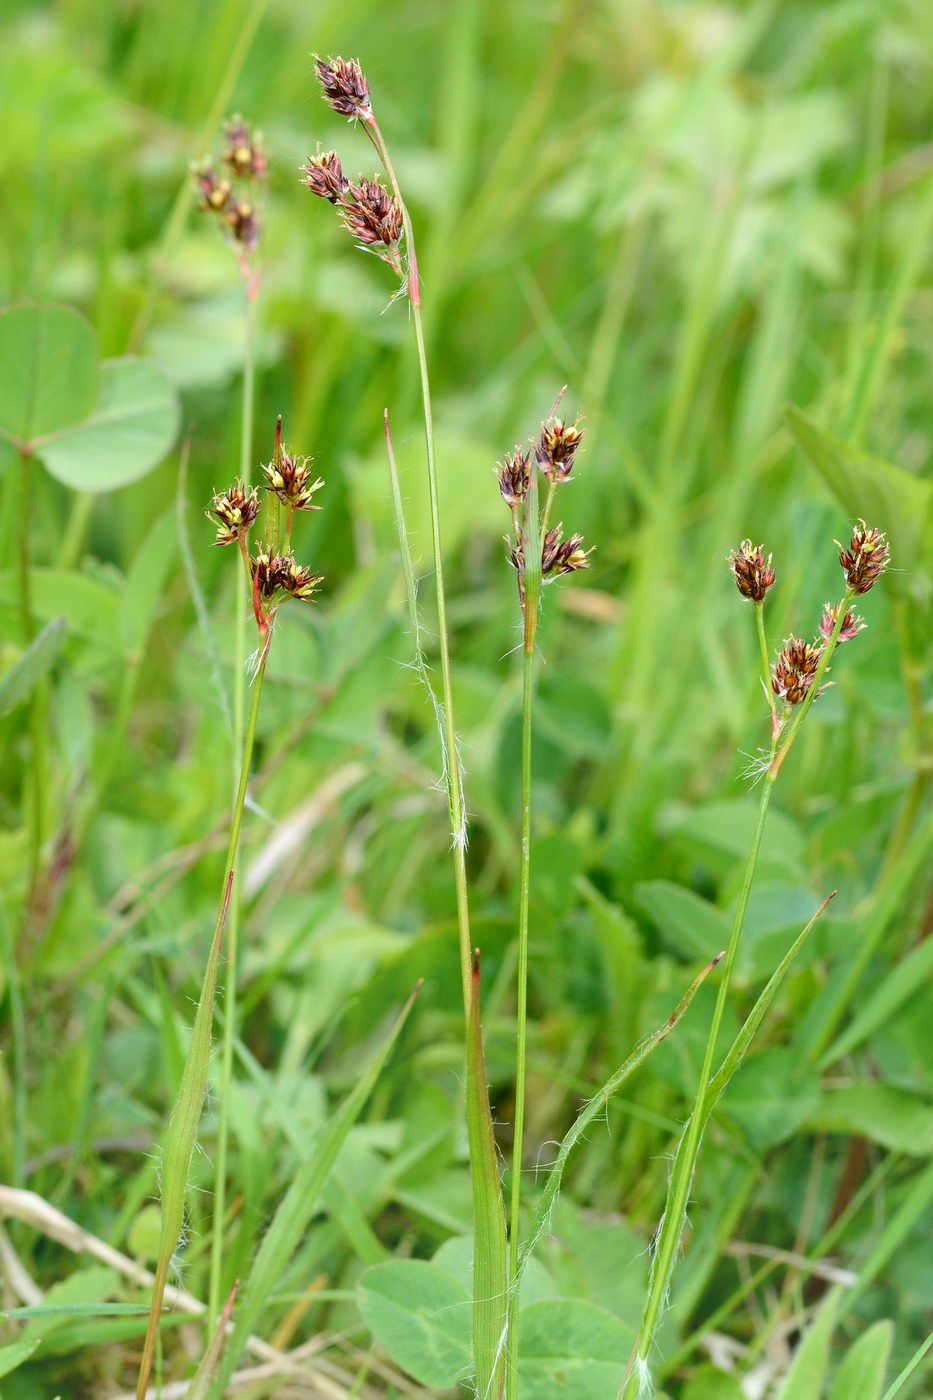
[
  {"x1": 506, "y1": 637, "x2": 536, "y2": 1400},
  {"x1": 753, "y1": 601, "x2": 777, "y2": 730},
  {"x1": 621, "y1": 765, "x2": 775, "y2": 1399},
  {"x1": 18, "y1": 451, "x2": 47, "y2": 901},
  {"x1": 208, "y1": 287, "x2": 255, "y2": 1324},
  {"x1": 770, "y1": 589, "x2": 854, "y2": 780},
  {"x1": 365, "y1": 114, "x2": 473, "y2": 1015}
]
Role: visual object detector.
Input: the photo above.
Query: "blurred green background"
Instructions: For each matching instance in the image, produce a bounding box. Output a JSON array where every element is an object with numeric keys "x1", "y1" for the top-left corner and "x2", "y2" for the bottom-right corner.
[{"x1": 1, "y1": 0, "x2": 931, "y2": 1396}]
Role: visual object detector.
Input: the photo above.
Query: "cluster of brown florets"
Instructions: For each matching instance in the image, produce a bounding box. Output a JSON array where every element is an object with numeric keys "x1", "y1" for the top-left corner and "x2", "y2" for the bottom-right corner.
[
  {"x1": 498, "y1": 402, "x2": 592, "y2": 610},
  {"x1": 729, "y1": 521, "x2": 888, "y2": 714},
  {"x1": 193, "y1": 114, "x2": 266, "y2": 253},
  {"x1": 300, "y1": 58, "x2": 406, "y2": 280},
  {"x1": 207, "y1": 418, "x2": 324, "y2": 643},
  {"x1": 301, "y1": 150, "x2": 403, "y2": 275}
]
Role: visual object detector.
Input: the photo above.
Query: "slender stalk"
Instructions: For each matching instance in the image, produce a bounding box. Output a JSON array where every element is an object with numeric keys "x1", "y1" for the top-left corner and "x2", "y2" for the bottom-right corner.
[
  {"x1": 770, "y1": 589, "x2": 853, "y2": 780},
  {"x1": 753, "y1": 600, "x2": 778, "y2": 731},
  {"x1": 18, "y1": 450, "x2": 48, "y2": 902},
  {"x1": 621, "y1": 761, "x2": 776, "y2": 1399},
  {"x1": 208, "y1": 286, "x2": 255, "y2": 1323},
  {"x1": 506, "y1": 641, "x2": 536, "y2": 1398},
  {"x1": 135, "y1": 653, "x2": 267, "y2": 1400},
  {"x1": 364, "y1": 114, "x2": 473, "y2": 1013}
]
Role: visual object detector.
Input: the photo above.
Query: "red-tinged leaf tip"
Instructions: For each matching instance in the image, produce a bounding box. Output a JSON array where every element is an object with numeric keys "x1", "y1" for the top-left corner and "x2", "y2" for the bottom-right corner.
[
  {"x1": 413, "y1": 977, "x2": 424, "y2": 993},
  {"x1": 710, "y1": 950, "x2": 726, "y2": 968},
  {"x1": 820, "y1": 891, "x2": 838, "y2": 912},
  {"x1": 472, "y1": 947, "x2": 481, "y2": 980}
]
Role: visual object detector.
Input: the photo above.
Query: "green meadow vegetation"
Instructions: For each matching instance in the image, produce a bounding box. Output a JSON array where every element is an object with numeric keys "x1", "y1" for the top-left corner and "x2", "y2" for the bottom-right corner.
[{"x1": 0, "y1": 1, "x2": 931, "y2": 1397}]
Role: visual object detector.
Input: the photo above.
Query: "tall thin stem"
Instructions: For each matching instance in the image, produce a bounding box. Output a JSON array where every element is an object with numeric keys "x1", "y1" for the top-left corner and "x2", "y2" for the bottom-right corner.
[
  {"x1": 754, "y1": 601, "x2": 778, "y2": 731},
  {"x1": 506, "y1": 637, "x2": 535, "y2": 1400},
  {"x1": 208, "y1": 287, "x2": 255, "y2": 1323},
  {"x1": 621, "y1": 761, "x2": 776, "y2": 1399},
  {"x1": 364, "y1": 114, "x2": 473, "y2": 1014},
  {"x1": 18, "y1": 450, "x2": 47, "y2": 902}
]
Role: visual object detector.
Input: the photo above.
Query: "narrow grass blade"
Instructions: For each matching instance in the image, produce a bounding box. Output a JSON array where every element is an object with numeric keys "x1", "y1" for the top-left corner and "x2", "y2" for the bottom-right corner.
[
  {"x1": 0, "y1": 615, "x2": 67, "y2": 717},
  {"x1": 518, "y1": 952, "x2": 722, "y2": 1283},
  {"x1": 466, "y1": 952, "x2": 509, "y2": 1400},
  {"x1": 206, "y1": 981, "x2": 422, "y2": 1399},
  {"x1": 706, "y1": 892, "x2": 836, "y2": 1107},
  {"x1": 184, "y1": 1282, "x2": 238, "y2": 1399},
  {"x1": 135, "y1": 870, "x2": 234, "y2": 1400},
  {"x1": 827, "y1": 1321, "x2": 892, "y2": 1400},
  {"x1": 879, "y1": 1328, "x2": 933, "y2": 1400}
]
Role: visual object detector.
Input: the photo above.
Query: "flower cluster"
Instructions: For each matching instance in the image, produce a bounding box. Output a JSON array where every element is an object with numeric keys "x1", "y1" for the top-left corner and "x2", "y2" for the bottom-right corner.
[
  {"x1": 302, "y1": 150, "x2": 404, "y2": 275},
  {"x1": 729, "y1": 522, "x2": 889, "y2": 716},
  {"x1": 207, "y1": 418, "x2": 324, "y2": 641},
  {"x1": 499, "y1": 403, "x2": 592, "y2": 612},
  {"x1": 729, "y1": 540, "x2": 775, "y2": 603},
  {"x1": 314, "y1": 55, "x2": 371, "y2": 120},
  {"x1": 193, "y1": 114, "x2": 266, "y2": 253}
]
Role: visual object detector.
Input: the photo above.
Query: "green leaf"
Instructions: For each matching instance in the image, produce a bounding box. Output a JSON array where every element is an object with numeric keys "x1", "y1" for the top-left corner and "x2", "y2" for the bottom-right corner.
[
  {"x1": 207, "y1": 985, "x2": 421, "y2": 1399},
  {"x1": 0, "y1": 569, "x2": 121, "y2": 650},
  {"x1": 635, "y1": 881, "x2": 730, "y2": 962},
  {"x1": 0, "y1": 303, "x2": 98, "y2": 442},
  {"x1": 785, "y1": 404, "x2": 932, "y2": 604},
  {"x1": 721, "y1": 1047, "x2": 821, "y2": 1148},
  {"x1": 516, "y1": 1298, "x2": 627, "y2": 1399},
  {"x1": 119, "y1": 510, "x2": 177, "y2": 657},
  {"x1": 682, "y1": 1366, "x2": 744, "y2": 1400},
  {"x1": 826, "y1": 1322, "x2": 892, "y2": 1400},
  {"x1": 0, "y1": 1336, "x2": 41, "y2": 1378},
  {"x1": 18, "y1": 1266, "x2": 118, "y2": 1346},
  {"x1": 804, "y1": 1083, "x2": 933, "y2": 1155},
  {"x1": 0, "y1": 617, "x2": 67, "y2": 717},
  {"x1": 820, "y1": 937, "x2": 933, "y2": 1068},
  {"x1": 357, "y1": 1260, "x2": 472, "y2": 1389},
  {"x1": 36, "y1": 358, "x2": 180, "y2": 492},
  {"x1": 774, "y1": 1289, "x2": 839, "y2": 1400}
]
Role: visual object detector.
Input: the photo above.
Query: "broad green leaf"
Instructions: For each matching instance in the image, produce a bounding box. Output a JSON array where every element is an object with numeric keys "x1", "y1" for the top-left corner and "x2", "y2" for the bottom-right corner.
[
  {"x1": 0, "y1": 303, "x2": 98, "y2": 442},
  {"x1": 119, "y1": 510, "x2": 178, "y2": 657},
  {"x1": 357, "y1": 1260, "x2": 471, "y2": 1389},
  {"x1": 774, "y1": 1289, "x2": 838, "y2": 1400},
  {"x1": 804, "y1": 1083, "x2": 933, "y2": 1155},
  {"x1": 516, "y1": 1298, "x2": 627, "y2": 1399},
  {"x1": 682, "y1": 1366, "x2": 744, "y2": 1400},
  {"x1": 785, "y1": 405, "x2": 932, "y2": 604},
  {"x1": 826, "y1": 1321, "x2": 892, "y2": 1400},
  {"x1": 0, "y1": 1337, "x2": 40, "y2": 1378},
  {"x1": 0, "y1": 617, "x2": 67, "y2": 717},
  {"x1": 36, "y1": 358, "x2": 179, "y2": 492},
  {"x1": 635, "y1": 880, "x2": 729, "y2": 962},
  {"x1": 207, "y1": 984, "x2": 421, "y2": 1399},
  {"x1": 720, "y1": 1047, "x2": 821, "y2": 1148},
  {"x1": 18, "y1": 1266, "x2": 118, "y2": 1345},
  {"x1": 820, "y1": 937, "x2": 933, "y2": 1067},
  {"x1": 0, "y1": 569, "x2": 120, "y2": 650}
]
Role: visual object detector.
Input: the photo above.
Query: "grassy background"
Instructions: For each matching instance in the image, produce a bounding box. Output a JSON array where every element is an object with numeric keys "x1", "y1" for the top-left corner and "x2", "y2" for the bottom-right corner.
[{"x1": 1, "y1": 0, "x2": 931, "y2": 1395}]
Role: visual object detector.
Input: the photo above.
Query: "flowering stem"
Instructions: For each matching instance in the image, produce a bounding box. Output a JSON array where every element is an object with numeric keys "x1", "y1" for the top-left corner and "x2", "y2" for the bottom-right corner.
[
  {"x1": 754, "y1": 600, "x2": 778, "y2": 733},
  {"x1": 364, "y1": 113, "x2": 473, "y2": 1014},
  {"x1": 17, "y1": 449, "x2": 48, "y2": 907},
  {"x1": 770, "y1": 588, "x2": 854, "y2": 780},
  {"x1": 208, "y1": 286, "x2": 255, "y2": 1324},
  {"x1": 621, "y1": 751, "x2": 776, "y2": 1399}
]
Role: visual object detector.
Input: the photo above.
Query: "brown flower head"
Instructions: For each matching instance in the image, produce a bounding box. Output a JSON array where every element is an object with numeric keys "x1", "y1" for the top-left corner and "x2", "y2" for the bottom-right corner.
[
  {"x1": 497, "y1": 449, "x2": 531, "y2": 508},
  {"x1": 300, "y1": 150, "x2": 349, "y2": 204},
  {"x1": 340, "y1": 177, "x2": 403, "y2": 269},
  {"x1": 729, "y1": 540, "x2": 775, "y2": 602},
  {"x1": 223, "y1": 115, "x2": 267, "y2": 179},
  {"x1": 193, "y1": 161, "x2": 232, "y2": 214},
  {"x1": 252, "y1": 552, "x2": 289, "y2": 601},
  {"x1": 836, "y1": 521, "x2": 890, "y2": 595},
  {"x1": 315, "y1": 56, "x2": 371, "y2": 120},
  {"x1": 226, "y1": 199, "x2": 259, "y2": 248},
  {"x1": 536, "y1": 415, "x2": 585, "y2": 482},
  {"x1": 281, "y1": 556, "x2": 323, "y2": 600},
  {"x1": 820, "y1": 603, "x2": 865, "y2": 644},
  {"x1": 207, "y1": 484, "x2": 259, "y2": 546},
  {"x1": 542, "y1": 524, "x2": 593, "y2": 579},
  {"x1": 262, "y1": 450, "x2": 324, "y2": 511},
  {"x1": 771, "y1": 636, "x2": 823, "y2": 706}
]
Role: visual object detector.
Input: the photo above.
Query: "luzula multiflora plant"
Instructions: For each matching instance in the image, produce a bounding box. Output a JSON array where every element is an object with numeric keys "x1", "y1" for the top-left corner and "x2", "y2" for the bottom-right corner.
[
  {"x1": 497, "y1": 402, "x2": 591, "y2": 1398},
  {"x1": 135, "y1": 420, "x2": 322, "y2": 1400},
  {"x1": 620, "y1": 522, "x2": 890, "y2": 1400},
  {"x1": 304, "y1": 57, "x2": 516, "y2": 1399},
  {"x1": 193, "y1": 114, "x2": 267, "y2": 296}
]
